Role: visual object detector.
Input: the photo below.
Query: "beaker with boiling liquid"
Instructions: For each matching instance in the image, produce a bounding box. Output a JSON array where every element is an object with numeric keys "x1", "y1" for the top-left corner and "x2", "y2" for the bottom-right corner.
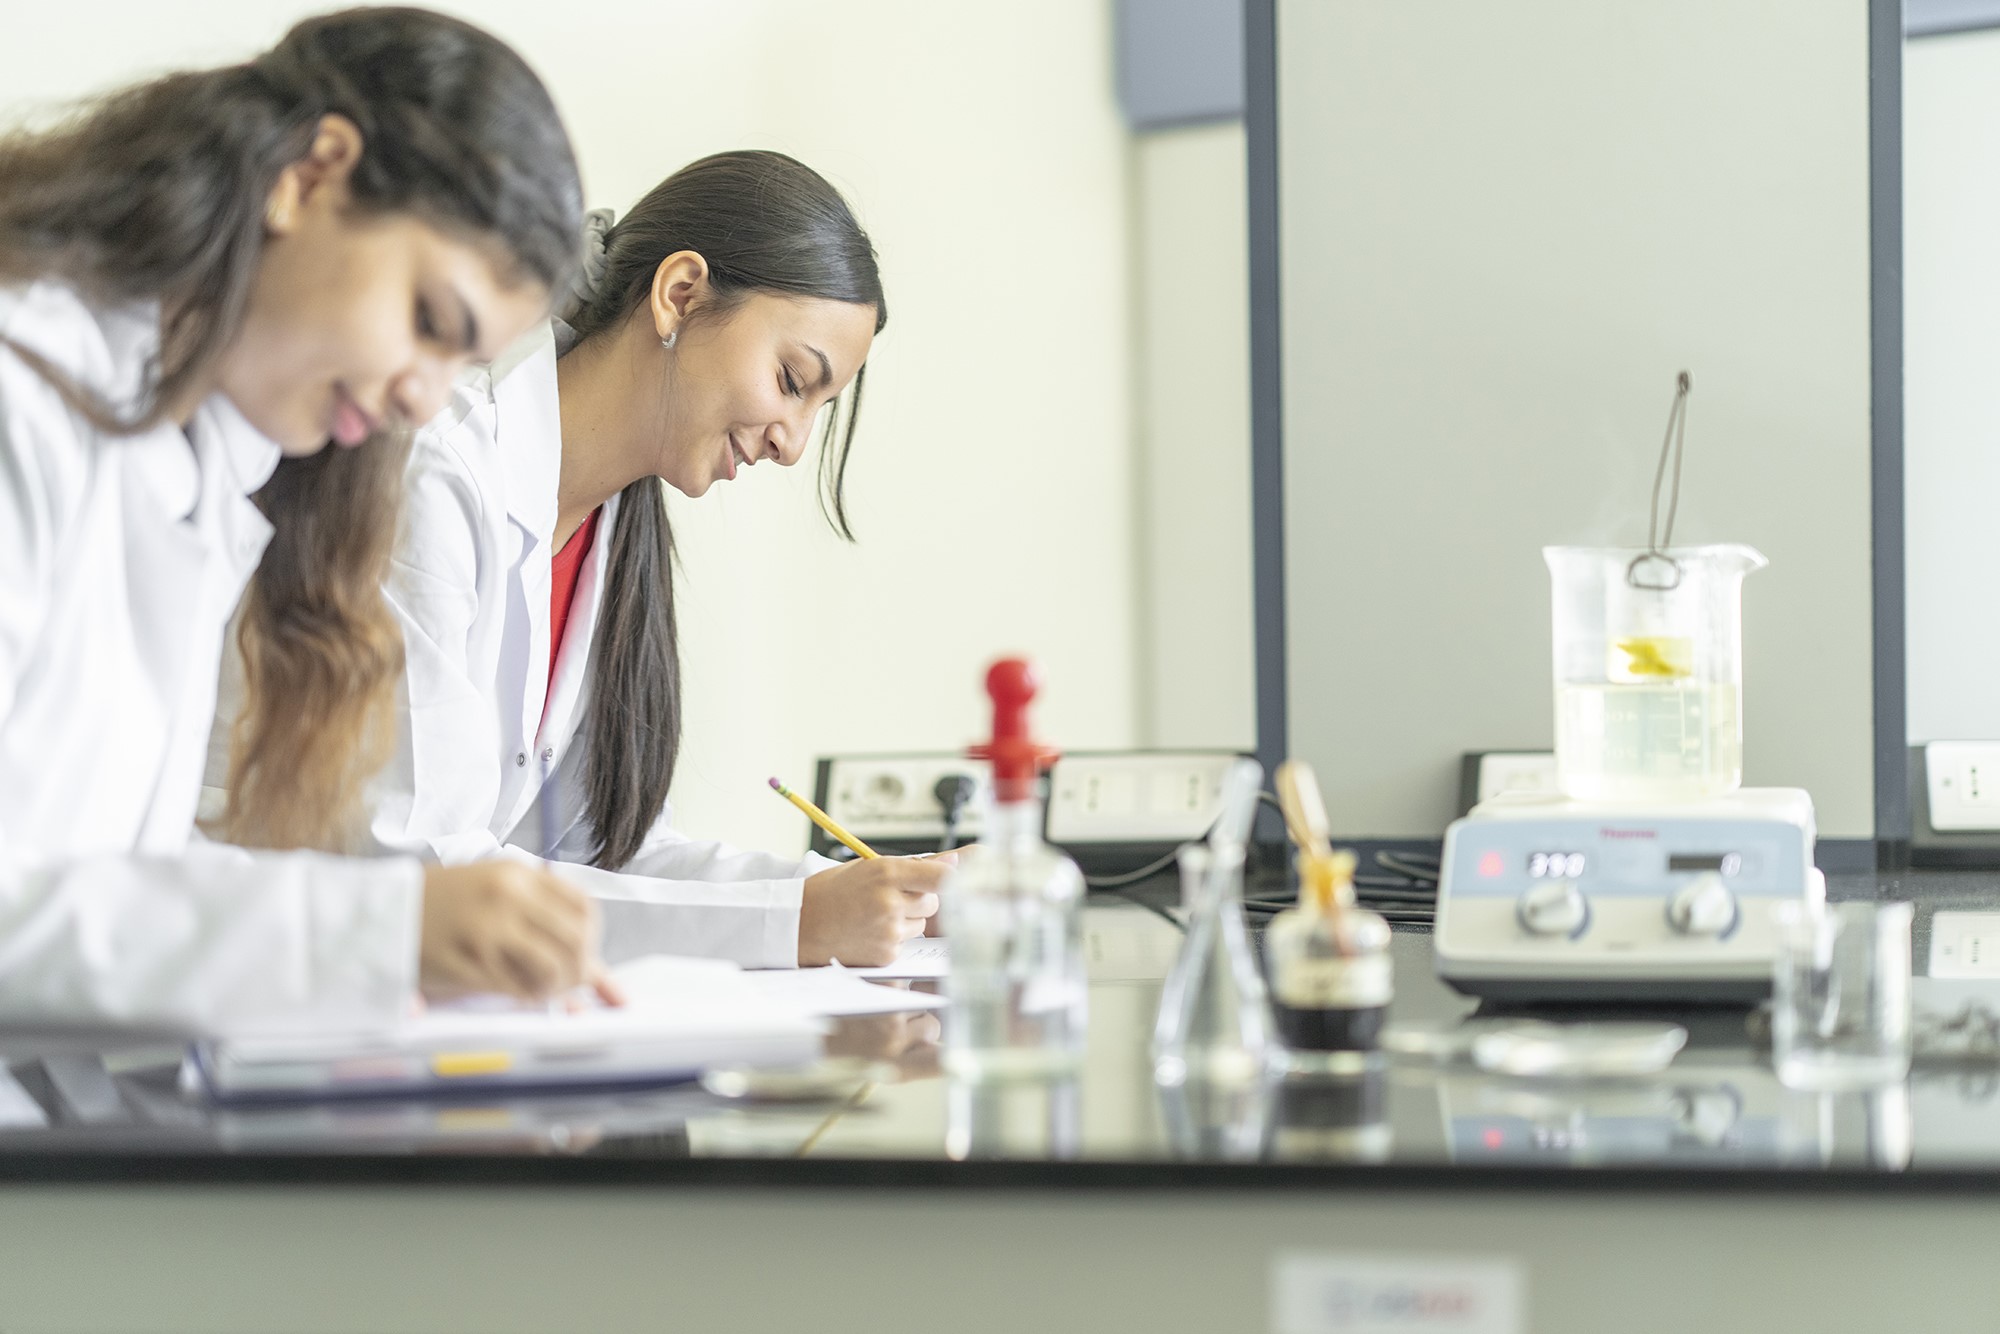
[{"x1": 1545, "y1": 544, "x2": 1766, "y2": 803}]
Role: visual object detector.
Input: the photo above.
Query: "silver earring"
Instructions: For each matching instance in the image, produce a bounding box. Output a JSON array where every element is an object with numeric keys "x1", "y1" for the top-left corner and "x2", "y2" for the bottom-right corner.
[{"x1": 661, "y1": 331, "x2": 678, "y2": 350}]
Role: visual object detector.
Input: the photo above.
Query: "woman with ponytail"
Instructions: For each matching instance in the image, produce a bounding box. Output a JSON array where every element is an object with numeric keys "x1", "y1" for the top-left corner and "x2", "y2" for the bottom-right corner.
[
  {"x1": 0, "y1": 7, "x2": 612, "y2": 1033},
  {"x1": 350, "y1": 150, "x2": 946, "y2": 968}
]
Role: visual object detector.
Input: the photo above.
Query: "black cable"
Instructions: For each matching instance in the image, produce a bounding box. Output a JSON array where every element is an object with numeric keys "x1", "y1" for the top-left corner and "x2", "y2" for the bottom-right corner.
[
  {"x1": 1096, "y1": 886, "x2": 1186, "y2": 934},
  {"x1": 932, "y1": 774, "x2": 975, "y2": 854},
  {"x1": 1376, "y1": 851, "x2": 1440, "y2": 885},
  {"x1": 1082, "y1": 843, "x2": 1192, "y2": 889}
]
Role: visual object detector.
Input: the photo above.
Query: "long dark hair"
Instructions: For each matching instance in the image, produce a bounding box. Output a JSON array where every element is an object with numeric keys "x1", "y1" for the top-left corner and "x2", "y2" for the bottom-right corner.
[
  {"x1": 566, "y1": 150, "x2": 886, "y2": 869},
  {"x1": 0, "y1": 7, "x2": 583, "y2": 851}
]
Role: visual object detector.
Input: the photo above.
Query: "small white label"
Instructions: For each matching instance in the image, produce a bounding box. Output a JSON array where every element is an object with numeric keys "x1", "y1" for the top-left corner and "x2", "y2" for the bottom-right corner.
[
  {"x1": 1272, "y1": 1252, "x2": 1523, "y2": 1334},
  {"x1": 1930, "y1": 913, "x2": 2000, "y2": 979},
  {"x1": 1275, "y1": 954, "x2": 1393, "y2": 1009}
]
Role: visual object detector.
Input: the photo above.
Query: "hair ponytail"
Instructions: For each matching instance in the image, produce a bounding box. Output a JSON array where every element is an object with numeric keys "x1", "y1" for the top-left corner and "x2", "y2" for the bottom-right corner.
[{"x1": 565, "y1": 150, "x2": 885, "y2": 869}]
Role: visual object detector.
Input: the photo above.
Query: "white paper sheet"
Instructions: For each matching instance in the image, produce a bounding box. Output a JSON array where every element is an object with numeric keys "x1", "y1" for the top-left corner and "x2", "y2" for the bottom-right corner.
[
  {"x1": 221, "y1": 958, "x2": 817, "y2": 1064},
  {"x1": 744, "y1": 964, "x2": 948, "y2": 1017},
  {"x1": 851, "y1": 937, "x2": 950, "y2": 979}
]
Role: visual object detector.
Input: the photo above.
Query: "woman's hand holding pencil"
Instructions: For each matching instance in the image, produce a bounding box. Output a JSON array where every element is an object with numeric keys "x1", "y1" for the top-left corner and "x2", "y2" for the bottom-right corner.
[
  {"x1": 772, "y1": 776, "x2": 953, "y2": 967},
  {"x1": 797, "y1": 857, "x2": 950, "y2": 966}
]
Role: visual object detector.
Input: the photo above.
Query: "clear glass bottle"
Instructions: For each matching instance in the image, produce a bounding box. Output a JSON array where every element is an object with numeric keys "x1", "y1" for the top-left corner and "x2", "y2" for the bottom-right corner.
[
  {"x1": 941, "y1": 659, "x2": 1087, "y2": 1082},
  {"x1": 1152, "y1": 843, "x2": 1271, "y2": 1087},
  {"x1": 942, "y1": 791, "x2": 1087, "y2": 1080}
]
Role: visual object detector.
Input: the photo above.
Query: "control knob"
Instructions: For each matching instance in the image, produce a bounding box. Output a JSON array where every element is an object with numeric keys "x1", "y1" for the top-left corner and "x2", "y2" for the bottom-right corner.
[
  {"x1": 1518, "y1": 880, "x2": 1588, "y2": 937},
  {"x1": 1667, "y1": 872, "x2": 1738, "y2": 937}
]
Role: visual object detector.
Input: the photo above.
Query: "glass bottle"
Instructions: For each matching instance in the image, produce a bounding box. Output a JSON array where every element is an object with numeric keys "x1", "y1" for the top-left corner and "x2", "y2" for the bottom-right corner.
[
  {"x1": 941, "y1": 660, "x2": 1087, "y2": 1081},
  {"x1": 1266, "y1": 850, "x2": 1393, "y2": 1076}
]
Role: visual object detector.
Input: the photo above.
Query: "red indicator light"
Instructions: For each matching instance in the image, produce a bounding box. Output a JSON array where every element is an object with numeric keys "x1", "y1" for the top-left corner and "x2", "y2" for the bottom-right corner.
[
  {"x1": 1478, "y1": 851, "x2": 1505, "y2": 878},
  {"x1": 1482, "y1": 1127, "x2": 1505, "y2": 1150}
]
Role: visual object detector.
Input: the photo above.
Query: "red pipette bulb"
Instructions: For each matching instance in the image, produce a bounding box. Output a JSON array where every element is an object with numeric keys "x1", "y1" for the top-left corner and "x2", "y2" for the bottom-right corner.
[{"x1": 969, "y1": 657, "x2": 1059, "y2": 801}]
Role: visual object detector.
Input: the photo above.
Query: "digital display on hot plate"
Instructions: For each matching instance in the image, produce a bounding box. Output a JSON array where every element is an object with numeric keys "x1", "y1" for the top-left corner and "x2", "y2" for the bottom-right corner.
[
  {"x1": 1526, "y1": 852, "x2": 1586, "y2": 879},
  {"x1": 1668, "y1": 852, "x2": 1743, "y2": 875}
]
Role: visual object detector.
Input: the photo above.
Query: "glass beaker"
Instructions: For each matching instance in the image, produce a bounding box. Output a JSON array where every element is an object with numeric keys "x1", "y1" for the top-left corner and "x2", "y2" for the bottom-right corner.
[
  {"x1": 1545, "y1": 544, "x2": 1766, "y2": 803},
  {"x1": 1771, "y1": 902, "x2": 1913, "y2": 1092}
]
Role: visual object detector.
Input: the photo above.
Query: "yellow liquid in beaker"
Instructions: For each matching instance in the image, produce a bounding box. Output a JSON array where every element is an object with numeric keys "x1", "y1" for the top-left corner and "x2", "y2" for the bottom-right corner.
[{"x1": 1555, "y1": 679, "x2": 1741, "y2": 802}]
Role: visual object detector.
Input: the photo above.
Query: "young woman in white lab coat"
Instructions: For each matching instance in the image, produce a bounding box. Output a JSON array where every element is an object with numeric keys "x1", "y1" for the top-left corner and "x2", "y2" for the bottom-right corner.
[
  {"x1": 360, "y1": 151, "x2": 945, "y2": 968},
  {"x1": 0, "y1": 9, "x2": 608, "y2": 1034}
]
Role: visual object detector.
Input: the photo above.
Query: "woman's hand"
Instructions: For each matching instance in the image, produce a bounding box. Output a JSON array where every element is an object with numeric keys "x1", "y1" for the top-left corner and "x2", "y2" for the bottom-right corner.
[
  {"x1": 418, "y1": 861, "x2": 606, "y2": 1001},
  {"x1": 798, "y1": 856, "x2": 948, "y2": 967}
]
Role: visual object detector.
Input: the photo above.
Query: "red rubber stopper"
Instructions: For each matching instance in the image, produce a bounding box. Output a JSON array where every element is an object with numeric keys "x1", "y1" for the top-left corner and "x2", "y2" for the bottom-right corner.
[{"x1": 968, "y1": 657, "x2": 1060, "y2": 801}]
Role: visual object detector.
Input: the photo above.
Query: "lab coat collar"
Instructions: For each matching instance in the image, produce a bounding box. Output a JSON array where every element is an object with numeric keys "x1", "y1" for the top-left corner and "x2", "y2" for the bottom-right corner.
[
  {"x1": 89, "y1": 300, "x2": 164, "y2": 411},
  {"x1": 197, "y1": 392, "x2": 284, "y2": 496},
  {"x1": 188, "y1": 392, "x2": 279, "y2": 576},
  {"x1": 493, "y1": 322, "x2": 563, "y2": 552},
  {"x1": 125, "y1": 391, "x2": 281, "y2": 540},
  {"x1": 35, "y1": 290, "x2": 284, "y2": 528},
  {"x1": 538, "y1": 487, "x2": 620, "y2": 752},
  {"x1": 0, "y1": 282, "x2": 155, "y2": 412},
  {"x1": 2, "y1": 289, "x2": 203, "y2": 521},
  {"x1": 487, "y1": 319, "x2": 563, "y2": 790}
]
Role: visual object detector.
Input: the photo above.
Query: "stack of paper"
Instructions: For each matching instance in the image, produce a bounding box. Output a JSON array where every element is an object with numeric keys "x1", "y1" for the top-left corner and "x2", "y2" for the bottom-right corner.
[
  {"x1": 744, "y1": 963, "x2": 947, "y2": 1017},
  {"x1": 193, "y1": 957, "x2": 820, "y2": 1103},
  {"x1": 853, "y1": 938, "x2": 950, "y2": 980},
  {"x1": 192, "y1": 946, "x2": 957, "y2": 1104}
]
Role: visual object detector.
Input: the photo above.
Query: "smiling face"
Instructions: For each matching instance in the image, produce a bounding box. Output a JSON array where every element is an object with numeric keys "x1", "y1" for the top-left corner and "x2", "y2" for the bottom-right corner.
[
  {"x1": 642, "y1": 287, "x2": 878, "y2": 499},
  {"x1": 213, "y1": 117, "x2": 552, "y2": 457}
]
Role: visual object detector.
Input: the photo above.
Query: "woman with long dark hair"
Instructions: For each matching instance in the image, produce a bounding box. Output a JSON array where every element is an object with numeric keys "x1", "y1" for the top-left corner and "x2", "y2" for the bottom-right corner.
[
  {"x1": 0, "y1": 7, "x2": 610, "y2": 1031},
  {"x1": 333, "y1": 150, "x2": 945, "y2": 968}
]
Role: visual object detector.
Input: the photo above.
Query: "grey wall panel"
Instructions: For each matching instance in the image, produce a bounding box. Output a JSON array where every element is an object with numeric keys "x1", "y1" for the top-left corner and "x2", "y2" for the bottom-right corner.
[
  {"x1": 1273, "y1": 0, "x2": 1878, "y2": 839},
  {"x1": 1905, "y1": 31, "x2": 2000, "y2": 752},
  {"x1": 1909, "y1": 0, "x2": 2000, "y2": 37},
  {"x1": 1874, "y1": 0, "x2": 1909, "y2": 855},
  {"x1": 1117, "y1": 0, "x2": 1245, "y2": 130}
]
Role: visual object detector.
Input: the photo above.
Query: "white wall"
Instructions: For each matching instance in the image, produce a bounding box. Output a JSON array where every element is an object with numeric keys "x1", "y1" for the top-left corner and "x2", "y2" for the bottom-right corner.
[
  {"x1": 1131, "y1": 123, "x2": 1257, "y2": 752},
  {"x1": 1905, "y1": 30, "x2": 2000, "y2": 744},
  {"x1": 1, "y1": 0, "x2": 1145, "y2": 857}
]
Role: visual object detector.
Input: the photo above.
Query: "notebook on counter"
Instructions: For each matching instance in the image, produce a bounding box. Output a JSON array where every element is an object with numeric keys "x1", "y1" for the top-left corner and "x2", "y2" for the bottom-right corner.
[{"x1": 189, "y1": 957, "x2": 823, "y2": 1104}]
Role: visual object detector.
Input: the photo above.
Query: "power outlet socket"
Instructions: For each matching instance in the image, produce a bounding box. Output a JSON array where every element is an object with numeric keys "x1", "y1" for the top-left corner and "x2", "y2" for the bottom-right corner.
[
  {"x1": 1045, "y1": 752, "x2": 1240, "y2": 845},
  {"x1": 1925, "y1": 741, "x2": 2000, "y2": 831},
  {"x1": 810, "y1": 750, "x2": 1248, "y2": 857},
  {"x1": 817, "y1": 755, "x2": 992, "y2": 846},
  {"x1": 1931, "y1": 912, "x2": 2000, "y2": 977}
]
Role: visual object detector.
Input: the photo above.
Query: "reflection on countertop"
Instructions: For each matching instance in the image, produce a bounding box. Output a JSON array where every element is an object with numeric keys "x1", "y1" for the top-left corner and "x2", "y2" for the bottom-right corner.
[{"x1": 11, "y1": 870, "x2": 2000, "y2": 1181}]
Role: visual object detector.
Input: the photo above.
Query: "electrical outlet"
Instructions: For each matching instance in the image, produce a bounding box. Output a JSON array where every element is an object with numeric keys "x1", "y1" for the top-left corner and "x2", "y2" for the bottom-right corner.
[
  {"x1": 812, "y1": 749, "x2": 1248, "y2": 854},
  {"x1": 819, "y1": 755, "x2": 992, "y2": 844},
  {"x1": 1044, "y1": 752, "x2": 1241, "y2": 845},
  {"x1": 1926, "y1": 742, "x2": 2000, "y2": 831},
  {"x1": 1476, "y1": 752, "x2": 1558, "y2": 804},
  {"x1": 1930, "y1": 912, "x2": 2000, "y2": 978}
]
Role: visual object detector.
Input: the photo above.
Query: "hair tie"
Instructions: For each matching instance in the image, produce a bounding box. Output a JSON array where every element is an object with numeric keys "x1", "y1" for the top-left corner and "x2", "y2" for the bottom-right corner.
[{"x1": 559, "y1": 207, "x2": 616, "y2": 323}]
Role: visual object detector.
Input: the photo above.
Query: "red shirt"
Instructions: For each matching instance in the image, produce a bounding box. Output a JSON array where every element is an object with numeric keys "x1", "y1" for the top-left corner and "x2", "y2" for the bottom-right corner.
[{"x1": 547, "y1": 507, "x2": 602, "y2": 695}]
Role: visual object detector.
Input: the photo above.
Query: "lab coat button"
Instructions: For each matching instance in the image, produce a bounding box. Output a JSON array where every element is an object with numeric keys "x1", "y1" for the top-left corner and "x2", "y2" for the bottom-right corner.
[
  {"x1": 514, "y1": 752, "x2": 527, "y2": 767},
  {"x1": 540, "y1": 747, "x2": 555, "y2": 762}
]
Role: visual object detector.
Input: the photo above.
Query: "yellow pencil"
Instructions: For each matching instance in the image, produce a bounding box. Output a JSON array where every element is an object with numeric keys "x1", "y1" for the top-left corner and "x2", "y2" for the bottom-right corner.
[{"x1": 768, "y1": 777, "x2": 879, "y2": 860}]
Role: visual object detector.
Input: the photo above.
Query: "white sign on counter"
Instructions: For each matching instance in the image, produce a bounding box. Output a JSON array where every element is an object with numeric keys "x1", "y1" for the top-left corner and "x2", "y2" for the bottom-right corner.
[{"x1": 1271, "y1": 1252, "x2": 1524, "y2": 1334}]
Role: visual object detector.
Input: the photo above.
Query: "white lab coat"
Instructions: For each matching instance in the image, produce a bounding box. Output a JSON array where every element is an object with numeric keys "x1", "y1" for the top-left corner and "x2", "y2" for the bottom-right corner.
[
  {"x1": 317, "y1": 321, "x2": 827, "y2": 968},
  {"x1": 0, "y1": 280, "x2": 421, "y2": 1037}
]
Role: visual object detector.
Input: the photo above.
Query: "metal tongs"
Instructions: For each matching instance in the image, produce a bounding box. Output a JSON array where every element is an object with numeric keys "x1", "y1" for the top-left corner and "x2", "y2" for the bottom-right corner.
[{"x1": 1627, "y1": 370, "x2": 1693, "y2": 592}]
